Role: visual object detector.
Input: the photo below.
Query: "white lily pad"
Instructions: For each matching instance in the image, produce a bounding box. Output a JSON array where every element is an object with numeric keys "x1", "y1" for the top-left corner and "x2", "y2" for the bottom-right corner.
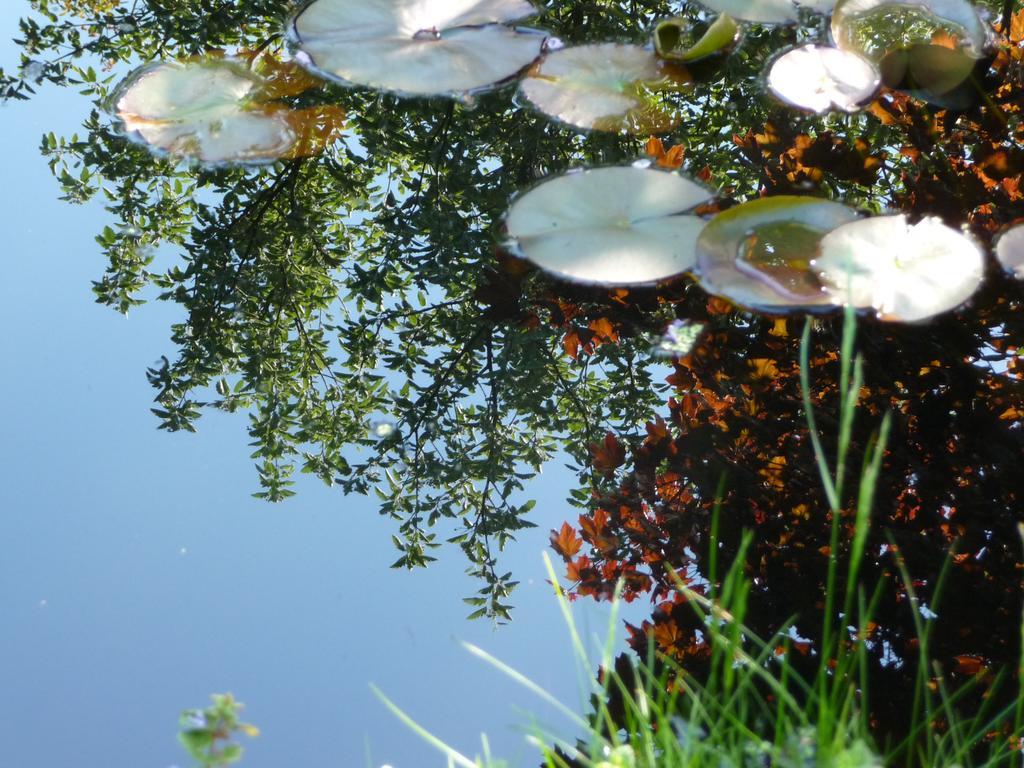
[
  {"x1": 767, "y1": 45, "x2": 880, "y2": 113},
  {"x1": 696, "y1": 0, "x2": 836, "y2": 24},
  {"x1": 112, "y1": 59, "x2": 299, "y2": 165},
  {"x1": 504, "y1": 166, "x2": 714, "y2": 285},
  {"x1": 994, "y1": 223, "x2": 1024, "y2": 279},
  {"x1": 815, "y1": 214, "x2": 984, "y2": 322},
  {"x1": 694, "y1": 196, "x2": 862, "y2": 311},
  {"x1": 517, "y1": 43, "x2": 692, "y2": 134},
  {"x1": 289, "y1": 0, "x2": 545, "y2": 97}
]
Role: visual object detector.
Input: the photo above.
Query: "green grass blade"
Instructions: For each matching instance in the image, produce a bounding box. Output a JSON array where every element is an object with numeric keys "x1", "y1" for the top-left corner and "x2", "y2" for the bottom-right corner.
[
  {"x1": 370, "y1": 684, "x2": 480, "y2": 768},
  {"x1": 461, "y1": 642, "x2": 588, "y2": 729}
]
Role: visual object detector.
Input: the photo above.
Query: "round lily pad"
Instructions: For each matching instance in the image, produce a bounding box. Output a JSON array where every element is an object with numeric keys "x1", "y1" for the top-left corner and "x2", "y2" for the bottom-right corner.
[
  {"x1": 767, "y1": 45, "x2": 880, "y2": 113},
  {"x1": 832, "y1": 0, "x2": 986, "y2": 97},
  {"x1": 876, "y1": 41, "x2": 977, "y2": 100},
  {"x1": 833, "y1": 0, "x2": 987, "y2": 55},
  {"x1": 517, "y1": 43, "x2": 692, "y2": 134},
  {"x1": 289, "y1": 0, "x2": 546, "y2": 97},
  {"x1": 694, "y1": 196, "x2": 861, "y2": 311},
  {"x1": 696, "y1": 0, "x2": 836, "y2": 24},
  {"x1": 503, "y1": 166, "x2": 714, "y2": 285},
  {"x1": 111, "y1": 59, "x2": 299, "y2": 165},
  {"x1": 815, "y1": 214, "x2": 984, "y2": 322},
  {"x1": 995, "y1": 223, "x2": 1024, "y2": 279}
]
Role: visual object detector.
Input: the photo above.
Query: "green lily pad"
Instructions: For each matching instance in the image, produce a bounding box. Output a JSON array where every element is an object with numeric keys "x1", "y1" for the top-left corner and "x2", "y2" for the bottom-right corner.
[
  {"x1": 832, "y1": 0, "x2": 986, "y2": 99},
  {"x1": 654, "y1": 14, "x2": 741, "y2": 62},
  {"x1": 877, "y1": 41, "x2": 977, "y2": 95},
  {"x1": 694, "y1": 196, "x2": 861, "y2": 311},
  {"x1": 504, "y1": 166, "x2": 714, "y2": 285},
  {"x1": 518, "y1": 43, "x2": 692, "y2": 134},
  {"x1": 833, "y1": 0, "x2": 987, "y2": 57}
]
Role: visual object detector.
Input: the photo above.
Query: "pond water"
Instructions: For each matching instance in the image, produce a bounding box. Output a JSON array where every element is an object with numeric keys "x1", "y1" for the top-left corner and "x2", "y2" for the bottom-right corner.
[
  {"x1": 0, "y1": 19, "x2": 636, "y2": 768},
  {"x1": 3, "y1": 0, "x2": 1024, "y2": 766}
]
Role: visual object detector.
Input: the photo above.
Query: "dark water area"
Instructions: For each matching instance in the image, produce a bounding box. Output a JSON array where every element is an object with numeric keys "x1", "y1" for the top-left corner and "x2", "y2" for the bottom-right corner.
[{"x1": 4, "y1": 0, "x2": 1024, "y2": 764}]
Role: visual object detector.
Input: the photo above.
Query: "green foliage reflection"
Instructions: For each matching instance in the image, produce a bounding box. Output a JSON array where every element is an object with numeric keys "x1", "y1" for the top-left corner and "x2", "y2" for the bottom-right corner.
[{"x1": 4, "y1": 0, "x2": 1021, "y2": 642}]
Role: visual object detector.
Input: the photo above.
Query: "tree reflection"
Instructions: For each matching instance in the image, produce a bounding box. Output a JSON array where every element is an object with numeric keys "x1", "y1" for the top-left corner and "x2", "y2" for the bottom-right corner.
[{"x1": 4, "y1": 3, "x2": 1022, "y2": 721}]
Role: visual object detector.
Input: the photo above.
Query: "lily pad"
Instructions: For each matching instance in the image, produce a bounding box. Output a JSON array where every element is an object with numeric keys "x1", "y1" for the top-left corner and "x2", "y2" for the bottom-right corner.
[
  {"x1": 696, "y1": 0, "x2": 836, "y2": 24},
  {"x1": 112, "y1": 59, "x2": 301, "y2": 165},
  {"x1": 832, "y1": 0, "x2": 986, "y2": 97},
  {"x1": 694, "y1": 196, "x2": 861, "y2": 311},
  {"x1": 289, "y1": 0, "x2": 546, "y2": 97},
  {"x1": 503, "y1": 166, "x2": 713, "y2": 285},
  {"x1": 767, "y1": 45, "x2": 880, "y2": 113},
  {"x1": 833, "y1": 0, "x2": 987, "y2": 55},
  {"x1": 654, "y1": 14, "x2": 741, "y2": 62},
  {"x1": 994, "y1": 222, "x2": 1024, "y2": 279},
  {"x1": 517, "y1": 43, "x2": 692, "y2": 134},
  {"x1": 877, "y1": 41, "x2": 977, "y2": 95},
  {"x1": 815, "y1": 214, "x2": 984, "y2": 322}
]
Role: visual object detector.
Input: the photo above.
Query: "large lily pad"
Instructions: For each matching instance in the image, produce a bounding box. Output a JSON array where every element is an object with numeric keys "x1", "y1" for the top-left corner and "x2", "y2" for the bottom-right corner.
[
  {"x1": 832, "y1": 0, "x2": 986, "y2": 97},
  {"x1": 767, "y1": 45, "x2": 880, "y2": 113},
  {"x1": 289, "y1": 0, "x2": 545, "y2": 97},
  {"x1": 503, "y1": 166, "x2": 713, "y2": 285},
  {"x1": 815, "y1": 214, "x2": 984, "y2": 322},
  {"x1": 517, "y1": 43, "x2": 692, "y2": 134},
  {"x1": 694, "y1": 196, "x2": 861, "y2": 311},
  {"x1": 112, "y1": 59, "x2": 300, "y2": 165},
  {"x1": 833, "y1": 0, "x2": 987, "y2": 55}
]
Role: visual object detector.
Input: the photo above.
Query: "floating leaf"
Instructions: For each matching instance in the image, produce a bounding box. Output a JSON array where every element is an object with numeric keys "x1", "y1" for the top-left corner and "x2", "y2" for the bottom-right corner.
[
  {"x1": 696, "y1": 0, "x2": 836, "y2": 24},
  {"x1": 767, "y1": 45, "x2": 880, "y2": 113},
  {"x1": 832, "y1": 0, "x2": 986, "y2": 97},
  {"x1": 833, "y1": 0, "x2": 987, "y2": 56},
  {"x1": 814, "y1": 214, "x2": 984, "y2": 322},
  {"x1": 111, "y1": 59, "x2": 302, "y2": 165},
  {"x1": 878, "y1": 41, "x2": 976, "y2": 93},
  {"x1": 518, "y1": 43, "x2": 692, "y2": 134},
  {"x1": 504, "y1": 166, "x2": 713, "y2": 285},
  {"x1": 654, "y1": 14, "x2": 741, "y2": 61},
  {"x1": 995, "y1": 222, "x2": 1024, "y2": 278},
  {"x1": 289, "y1": 0, "x2": 546, "y2": 97},
  {"x1": 694, "y1": 196, "x2": 861, "y2": 311}
]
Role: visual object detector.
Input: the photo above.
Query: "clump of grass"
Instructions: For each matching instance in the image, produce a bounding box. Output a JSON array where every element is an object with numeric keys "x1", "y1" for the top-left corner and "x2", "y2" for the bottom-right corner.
[{"x1": 376, "y1": 308, "x2": 1024, "y2": 767}]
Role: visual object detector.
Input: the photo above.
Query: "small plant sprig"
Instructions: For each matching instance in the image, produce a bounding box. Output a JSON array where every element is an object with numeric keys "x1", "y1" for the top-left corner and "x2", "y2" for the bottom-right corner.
[{"x1": 177, "y1": 693, "x2": 259, "y2": 768}]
